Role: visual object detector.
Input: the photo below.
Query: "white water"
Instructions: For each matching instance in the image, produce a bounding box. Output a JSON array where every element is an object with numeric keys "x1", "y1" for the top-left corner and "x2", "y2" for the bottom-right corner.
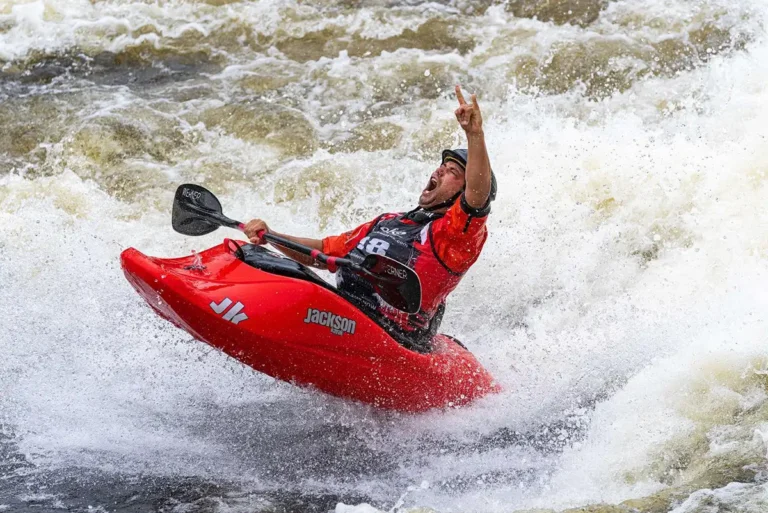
[{"x1": 2, "y1": 0, "x2": 768, "y2": 511}]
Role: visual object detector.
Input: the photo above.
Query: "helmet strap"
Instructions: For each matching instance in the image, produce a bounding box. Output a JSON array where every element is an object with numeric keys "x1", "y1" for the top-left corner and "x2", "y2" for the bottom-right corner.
[{"x1": 422, "y1": 189, "x2": 463, "y2": 212}]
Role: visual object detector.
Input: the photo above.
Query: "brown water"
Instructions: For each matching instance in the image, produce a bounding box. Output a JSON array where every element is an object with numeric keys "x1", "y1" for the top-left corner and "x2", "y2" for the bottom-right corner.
[{"x1": 1, "y1": 0, "x2": 768, "y2": 512}]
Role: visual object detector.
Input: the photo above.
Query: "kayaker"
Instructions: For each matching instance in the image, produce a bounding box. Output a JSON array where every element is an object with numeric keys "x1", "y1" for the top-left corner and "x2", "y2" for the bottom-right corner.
[{"x1": 243, "y1": 85, "x2": 496, "y2": 352}]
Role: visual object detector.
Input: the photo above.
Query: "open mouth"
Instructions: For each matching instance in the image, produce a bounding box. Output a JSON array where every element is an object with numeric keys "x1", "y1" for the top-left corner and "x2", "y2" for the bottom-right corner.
[{"x1": 425, "y1": 177, "x2": 437, "y2": 192}]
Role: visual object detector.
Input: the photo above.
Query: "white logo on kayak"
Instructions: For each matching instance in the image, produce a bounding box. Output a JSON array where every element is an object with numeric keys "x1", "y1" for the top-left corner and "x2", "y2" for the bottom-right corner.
[
  {"x1": 304, "y1": 308, "x2": 356, "y2": 336},
  {"x1": 210, "y1": 298, "x2": 248, "y2": 325}
]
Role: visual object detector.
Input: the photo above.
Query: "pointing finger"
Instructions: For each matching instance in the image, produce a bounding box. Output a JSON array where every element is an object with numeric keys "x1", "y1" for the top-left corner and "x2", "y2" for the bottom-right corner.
[
  {"x1": 455, "y1": 84, "x2": 467, "y2": 105},
  {"x1": 471, "y1": 93, "x2": 479, "y2": 109}
]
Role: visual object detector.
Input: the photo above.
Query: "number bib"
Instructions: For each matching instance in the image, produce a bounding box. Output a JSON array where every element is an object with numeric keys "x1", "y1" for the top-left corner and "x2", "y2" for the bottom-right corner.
[{"x1": 338, "y1": 214, "x2": 423, "y2": 309}]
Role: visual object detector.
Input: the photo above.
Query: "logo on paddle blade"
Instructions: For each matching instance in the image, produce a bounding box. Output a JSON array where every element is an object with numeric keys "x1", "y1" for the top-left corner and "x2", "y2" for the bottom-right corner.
[
  {"x1": 383, "y1": 264, "x2": 407, "y2": 280},
  {"x1": 304, "y1": 308, "x2": 356, "y2": 336},
  {"x1": 182, "y1": 187, "x2": 202, "y2": 200}
]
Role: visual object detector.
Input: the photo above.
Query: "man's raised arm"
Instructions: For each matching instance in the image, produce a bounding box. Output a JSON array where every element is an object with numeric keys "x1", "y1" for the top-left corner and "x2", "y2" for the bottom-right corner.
[{"x1": 454, "y1": 85, "x2": 492, "y2": 209}]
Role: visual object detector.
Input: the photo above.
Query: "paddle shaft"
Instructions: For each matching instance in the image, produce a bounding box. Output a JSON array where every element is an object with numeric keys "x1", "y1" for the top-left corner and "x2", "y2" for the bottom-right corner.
[
  {"x1": 179, "y1": 201, "x2": 348, "y2": 269},
  {"x1": 178, "y1": 188, "x2": 379, "y2": 274},
  {"x1": 172, "y1": 183, "x2": 422, "y2": 313},
  {"x1": 257, "y1": 231, "x2": 355, "y2": 274}
]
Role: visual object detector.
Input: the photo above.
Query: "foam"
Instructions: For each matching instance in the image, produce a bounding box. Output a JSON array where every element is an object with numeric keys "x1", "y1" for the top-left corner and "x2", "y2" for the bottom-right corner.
[{"x1": 1, "y1": 0, "x2": 768, "y2": 510}]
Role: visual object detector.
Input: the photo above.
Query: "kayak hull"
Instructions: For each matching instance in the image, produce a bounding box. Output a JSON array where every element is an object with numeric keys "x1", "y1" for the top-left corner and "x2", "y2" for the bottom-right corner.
[{"x1": 120, "y1": 240, "x2": 498, "y2": 412}]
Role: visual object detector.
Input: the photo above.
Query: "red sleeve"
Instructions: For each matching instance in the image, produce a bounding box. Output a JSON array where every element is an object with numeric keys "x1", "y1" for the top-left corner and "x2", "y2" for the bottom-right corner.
[
  {"x1": 430, "y1": 195, "x2": 488, "y2": 274},
  {"x1": 321, "y1": 217, "x2": 380, "y2": 257}
]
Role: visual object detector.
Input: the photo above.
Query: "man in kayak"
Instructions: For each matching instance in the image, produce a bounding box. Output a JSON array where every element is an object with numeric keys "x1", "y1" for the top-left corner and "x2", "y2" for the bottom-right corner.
[{"x1": 244, "y1": 85, "x2": 496, "y2": 352}]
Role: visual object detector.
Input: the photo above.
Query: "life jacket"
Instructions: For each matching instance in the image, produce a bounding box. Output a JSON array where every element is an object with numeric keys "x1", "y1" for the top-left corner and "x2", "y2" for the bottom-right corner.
[{"x1": 336, "y1": 209, "x2": 466, "y2": 352}]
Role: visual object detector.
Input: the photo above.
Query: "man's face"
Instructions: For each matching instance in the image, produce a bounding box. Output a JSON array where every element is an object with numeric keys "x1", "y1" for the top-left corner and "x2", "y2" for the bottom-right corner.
[{"x1": 418, "y1": 160, "x2": 466, "y2": 210}]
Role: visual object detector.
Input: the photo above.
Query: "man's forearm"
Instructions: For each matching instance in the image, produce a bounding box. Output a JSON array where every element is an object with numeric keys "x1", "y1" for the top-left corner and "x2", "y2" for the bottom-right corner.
[
  {"x1": 464, "y1": 130, "x2": 492, "y2": 208},
  {"x1": 267, "y1": 232, "x2": 326, "y2": 268}
]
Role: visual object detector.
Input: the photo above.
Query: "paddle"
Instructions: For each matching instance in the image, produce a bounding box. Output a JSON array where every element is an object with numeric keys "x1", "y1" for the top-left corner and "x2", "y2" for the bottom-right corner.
[{"x1": 172, "y1": 184, "x2": 422, "y2": 314}]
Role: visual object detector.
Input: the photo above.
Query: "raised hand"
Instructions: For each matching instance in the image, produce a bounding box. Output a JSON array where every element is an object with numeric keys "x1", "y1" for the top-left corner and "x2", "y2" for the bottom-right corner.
[{"x1": 454, "y1": 85, "x2": 483, "y2": 135}]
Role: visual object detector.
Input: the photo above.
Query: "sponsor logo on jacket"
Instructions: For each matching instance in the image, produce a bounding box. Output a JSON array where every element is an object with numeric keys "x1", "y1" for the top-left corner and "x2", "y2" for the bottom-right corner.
[
  {"x1": 304, "y1": 308, "x2": 356, "y2": 336},
  {"x1": 378, "y1": 226, "x2": 408, "y2": 237}
]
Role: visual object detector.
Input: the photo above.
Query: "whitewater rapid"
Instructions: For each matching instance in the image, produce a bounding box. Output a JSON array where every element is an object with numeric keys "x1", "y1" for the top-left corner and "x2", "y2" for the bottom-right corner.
[{"x1": 2, "y1": 0, "x2": 768, "y2": 512}]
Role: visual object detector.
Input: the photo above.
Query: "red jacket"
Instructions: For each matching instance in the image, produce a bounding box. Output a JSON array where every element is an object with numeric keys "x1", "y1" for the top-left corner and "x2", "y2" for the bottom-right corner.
[{"x1": 322, "y1": 195, "x2": 489, "y2": 351}]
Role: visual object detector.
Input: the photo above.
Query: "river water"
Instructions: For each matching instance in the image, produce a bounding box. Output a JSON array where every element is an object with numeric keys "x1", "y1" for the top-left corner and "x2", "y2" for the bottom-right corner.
[{"x1": 1, "y1": 0, "x2": 768, "y2": 512}]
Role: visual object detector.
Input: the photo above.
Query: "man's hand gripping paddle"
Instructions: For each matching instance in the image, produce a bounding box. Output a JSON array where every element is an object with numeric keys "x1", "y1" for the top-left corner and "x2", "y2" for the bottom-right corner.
[{"x1": 172, "y1": 184, "x2": 422, "y2": 314}]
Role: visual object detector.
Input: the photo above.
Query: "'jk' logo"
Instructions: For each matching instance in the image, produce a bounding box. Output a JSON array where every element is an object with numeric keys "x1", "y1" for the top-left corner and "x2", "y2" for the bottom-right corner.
[{"x1": 210, "y1": 298, "x2": 248, "y2": 325}]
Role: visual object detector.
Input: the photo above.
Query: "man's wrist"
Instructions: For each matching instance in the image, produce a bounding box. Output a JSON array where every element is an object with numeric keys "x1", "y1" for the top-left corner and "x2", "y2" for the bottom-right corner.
[{"x1": 466, "y1": 129, "x2": 485, "y2": 140}]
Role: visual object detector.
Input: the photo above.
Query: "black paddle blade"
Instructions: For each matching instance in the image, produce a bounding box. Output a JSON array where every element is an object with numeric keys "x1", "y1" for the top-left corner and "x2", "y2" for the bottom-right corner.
[
  {"x1": 172, "y1": 184, "x2": 225, "y2": 236},
  {"x1": 361, "y1": 255, "x2": 422, "y2": 314}
]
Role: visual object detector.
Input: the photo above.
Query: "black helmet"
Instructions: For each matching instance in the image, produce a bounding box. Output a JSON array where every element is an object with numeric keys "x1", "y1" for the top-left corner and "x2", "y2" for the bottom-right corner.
[{"x1": 441, "y1": 148, "x2": 497, "y2": 202}]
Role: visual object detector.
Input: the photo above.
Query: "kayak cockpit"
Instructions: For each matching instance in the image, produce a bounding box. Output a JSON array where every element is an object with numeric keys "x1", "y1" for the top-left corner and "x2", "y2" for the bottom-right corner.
[{"x1": 233, "y1": 242, "x2": 337, "y2": 293}]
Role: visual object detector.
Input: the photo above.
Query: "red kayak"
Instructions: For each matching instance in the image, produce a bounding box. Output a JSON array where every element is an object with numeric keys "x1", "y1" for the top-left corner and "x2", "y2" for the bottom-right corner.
[{"x1": 120, "y1": 239, "x2": 498, "y2": 412}]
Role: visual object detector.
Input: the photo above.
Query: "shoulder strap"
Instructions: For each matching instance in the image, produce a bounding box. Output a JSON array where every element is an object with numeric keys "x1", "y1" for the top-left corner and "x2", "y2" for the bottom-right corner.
[
  {"x1": 365, "y1": 213, "x2": 389, "y2": 235},
  {"x1": 403, "y1": 207, "x2": 445, "y2": 225}
]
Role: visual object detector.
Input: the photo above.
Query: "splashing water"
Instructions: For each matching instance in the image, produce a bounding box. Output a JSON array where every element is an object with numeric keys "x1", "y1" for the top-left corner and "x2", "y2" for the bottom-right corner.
[{"x1": 1, "y1": 0, "x2": 768, "y2": 511}]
